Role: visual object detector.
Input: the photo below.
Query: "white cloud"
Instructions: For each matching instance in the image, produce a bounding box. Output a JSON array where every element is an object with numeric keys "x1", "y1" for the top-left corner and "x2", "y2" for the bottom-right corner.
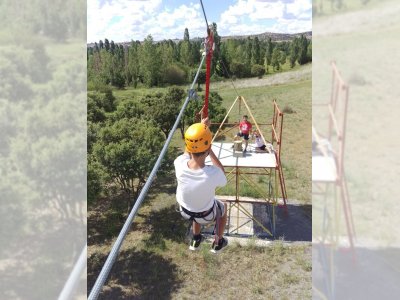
[
  {"x1": 87, "y1": 0, "x2": 162, "y2": 42},
  {"x1": 271, "y1": 17, "x2": 311, "y2": 33},
  {"x1": 286, "y1": 0, "x2": 312, "y2": 16},
  {"x1": 87, "y1": 0, "x2": 311, "y2": 42},
  {"x1": 88, "y1": 0, "x2": 207, "y2": 42},
  {"x1": 250, "y1": 0, "x2": 285, "y2": 20},
  {"x1": 219, "y1": 0, "x2": 311, "y2": 34}
]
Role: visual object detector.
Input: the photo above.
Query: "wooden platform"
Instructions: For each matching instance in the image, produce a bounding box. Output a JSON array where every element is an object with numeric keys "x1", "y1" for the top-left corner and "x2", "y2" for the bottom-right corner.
[{"x1": 206, "y1": 142, "x2": 277, "y2": 168}]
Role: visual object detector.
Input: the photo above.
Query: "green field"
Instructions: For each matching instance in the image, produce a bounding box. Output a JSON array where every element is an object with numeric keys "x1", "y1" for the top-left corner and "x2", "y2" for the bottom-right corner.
[{"x1": 88, "y1": 64, "x2": 312, "y2": 298}]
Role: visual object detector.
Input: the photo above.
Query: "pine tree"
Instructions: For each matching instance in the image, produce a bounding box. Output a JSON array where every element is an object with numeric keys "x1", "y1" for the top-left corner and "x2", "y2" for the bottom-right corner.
[
  {"x1": 140, "y1": 35, "x2": 160, "y2": 87},
  {"x1": 104, "y1": 38, "x2": 110, "y2": 51},
  {"x1": 289, "y1": 38, "x2": 299, "y2": 68},
  {"x1": 265, "y1": 37, "x2": 273, "y2": 68},
  {"x1": 297, "y1": 35, "x2": 309, "y2": 65},
  {"x1": 251, "y1": 37, "x2": 261, "y2": 65},
  {"x1": 271, "y1": 48, "x2": 281, "y2": 71}
]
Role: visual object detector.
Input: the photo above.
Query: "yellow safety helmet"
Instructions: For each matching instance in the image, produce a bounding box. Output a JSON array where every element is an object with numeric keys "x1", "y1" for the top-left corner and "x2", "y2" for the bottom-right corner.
[{"x1": 184, "y1": 123, "x2": 212, "y2": 153}]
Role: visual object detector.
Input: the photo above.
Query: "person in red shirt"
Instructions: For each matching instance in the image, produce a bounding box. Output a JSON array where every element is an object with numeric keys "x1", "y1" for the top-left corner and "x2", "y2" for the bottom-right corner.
[{"x1": 237, "y1": 115, "x2": 252, "y2": 152}]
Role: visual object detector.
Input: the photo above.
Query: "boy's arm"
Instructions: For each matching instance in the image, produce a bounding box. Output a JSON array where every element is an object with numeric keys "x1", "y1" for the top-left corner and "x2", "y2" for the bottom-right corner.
[
  {"x1": 200, "y1": 117, "x2": 225, "y2": 173},
  {"x1": 209, "y1": 149, "x2": 225, "y2": 173}
]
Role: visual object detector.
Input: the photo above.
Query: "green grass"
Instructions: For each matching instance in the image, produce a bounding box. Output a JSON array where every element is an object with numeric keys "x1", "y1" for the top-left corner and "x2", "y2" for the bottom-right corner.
[{"x1": 88, "y1": 184, "x2": 312, "y2": 299}]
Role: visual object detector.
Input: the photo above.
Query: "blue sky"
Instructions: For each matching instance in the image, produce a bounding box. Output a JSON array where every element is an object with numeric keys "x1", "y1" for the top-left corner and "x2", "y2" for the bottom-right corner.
[{"x1": 88, "y1": 0, "x2": 312, "y2": 43}]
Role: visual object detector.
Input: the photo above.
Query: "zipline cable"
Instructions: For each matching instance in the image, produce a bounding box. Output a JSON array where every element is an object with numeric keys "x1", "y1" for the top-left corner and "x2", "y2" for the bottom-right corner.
[
  {"x1": 199, "y1": 0, "x2": 209, "y2": 28},
  {"x1": 88, "y1": 53, "x2": 207, "y2": 300},
  {"x1": 217, "y1": 55, "x2": 240, "y2": 98}
]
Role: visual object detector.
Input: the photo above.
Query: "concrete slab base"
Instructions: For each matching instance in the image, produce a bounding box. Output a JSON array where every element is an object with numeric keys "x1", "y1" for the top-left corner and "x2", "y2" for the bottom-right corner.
[{"x1": 201, "y1": 199, "x2": 312, "y2": 242}]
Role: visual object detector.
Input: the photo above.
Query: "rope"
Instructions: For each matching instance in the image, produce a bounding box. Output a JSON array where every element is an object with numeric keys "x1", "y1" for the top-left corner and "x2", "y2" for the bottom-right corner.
[{"x1": 88, "y1": 54, "x2": 207, "y2": 300}]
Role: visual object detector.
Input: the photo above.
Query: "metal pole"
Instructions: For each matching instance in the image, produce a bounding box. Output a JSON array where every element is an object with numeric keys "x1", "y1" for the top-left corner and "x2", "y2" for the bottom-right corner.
[{"x1": 88, "y1": 54, "x2": 206, "y2": 300}]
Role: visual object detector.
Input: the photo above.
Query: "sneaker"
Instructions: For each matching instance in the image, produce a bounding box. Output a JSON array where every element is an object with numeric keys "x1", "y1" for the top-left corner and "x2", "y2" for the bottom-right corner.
[
  {"x1": 210, "y1": 237, "x2": 228, "y2": 254},
  {"x1": 189, "y1": 234, "x2": 203, "y2": 251}
]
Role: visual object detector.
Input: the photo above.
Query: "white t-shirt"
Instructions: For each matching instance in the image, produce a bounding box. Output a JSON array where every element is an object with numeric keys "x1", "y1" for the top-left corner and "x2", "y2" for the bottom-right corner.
[
  {"x1": 174, "y1": 153, "x2": 227, "y2": 212},
  {"x1": 255, "y1": 136, "x2": 264, "y2": 147}
]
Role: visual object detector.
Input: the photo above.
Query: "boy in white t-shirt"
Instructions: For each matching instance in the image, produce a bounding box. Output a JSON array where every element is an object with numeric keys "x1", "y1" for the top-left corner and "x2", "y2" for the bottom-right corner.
[
  {"x1": 254, "y1": 131, "x2": 267, "y2": 151},
  {"x1": 174, "y1": 117, "x2": 228, "y2": 253}
]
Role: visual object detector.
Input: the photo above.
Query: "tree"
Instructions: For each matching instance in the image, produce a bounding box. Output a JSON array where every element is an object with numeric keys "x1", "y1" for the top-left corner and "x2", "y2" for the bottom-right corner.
[
  {"x1": 211, "y1": 23, "x2": 221, "y2": 74},
  {"x1": 230, "y1": 61, "x2": 250, "y2": 78},
  {"x1": 297, "y1": 35, "x2": 309, "y2": 65},
  {"x1": 245, "y1": 37, "x2": 252, "y2": 66},
  {"x1": 271, "y1": 48, "x2": 281, "y2": 71},
  {"x1": 251, "y1": 37, "x2": 261, "y2": 65},
  {"x1": 164, "y1": 65, "x2": 186, "y2": 85},
  {"x1": 280, "y1": 51, "x2": 287, "y2": 65},
  {"x1": 87, "y1": 90, "x2": 116, "y2": 123},
  {"x1": 181, "y1": 91, "x2": 227, "y2": 136},
  {"x1": 159, "y1": 41, "x2": 176, "y2": 84},
  {"x1": 265, "y1": 37, "x2": 273, "y2": 68},
  {"x1": 104, "y1": 38, "x2": 110, "y2": 51},
  {"x1": 111, "y1": 98, "x2": 144, "y2": 122},
  {"x1": 87, "y1": 154, "x2": 108, "y2": 205},
  {"x1": 93, "y1": 118, "x2": 165, "y2": 210},
  {"x1": 127, "y1": 41, "x2": 140, "y2": 88},
  {"x1": 180, "y1": 41, "x2": 192, "y2": 66},
  {"x1": 191, "y1": 68, "x2": 206, "y2": 89},
  {"x1": 251, "y1": 64, "x2": 265, "y2": 78},
  {"x1": 184, "y1": 28, "x2": 190, "y2": 42},
  {"x1": 289, "y1": 38, "x2": 299, "y2": 68},
  {"x1": 140, "y1": 35, "x2": 161, "y2": 87},
  {"x1": 110, "y1": 40, "x2": 116, "y2": 54},
  {"x1": 141, "y1": 87, "x2": 185, "y2": 138}
]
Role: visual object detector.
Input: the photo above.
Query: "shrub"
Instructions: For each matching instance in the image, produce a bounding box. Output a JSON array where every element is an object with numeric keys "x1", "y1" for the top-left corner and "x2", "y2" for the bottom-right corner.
[
  {"x1": 164, "y1": 65, "x2": 186, "y2": 85},
  {"x1": 230, "y1": 61, "x2": 250, "y2": 78},
  {"x1": 251, "y1": 64, "x2": 265, "y2": 78}
]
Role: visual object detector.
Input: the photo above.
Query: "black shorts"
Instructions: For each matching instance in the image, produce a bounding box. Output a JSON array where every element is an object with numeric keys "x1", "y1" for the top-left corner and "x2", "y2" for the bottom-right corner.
[{"x1": 237, "y1": 132, "x2": 250, "y2": 140}]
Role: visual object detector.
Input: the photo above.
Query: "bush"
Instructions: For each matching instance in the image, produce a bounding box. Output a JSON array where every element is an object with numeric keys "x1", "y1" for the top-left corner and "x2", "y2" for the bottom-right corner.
[
  {"x1": 283, "y1": 105, "x2": 296, "y2": 114},
  {"x1": 230, "y1": 61, "x2": 250, "y2": 78},
  {"x1": 164, "y1": 64, "x2": 187, "y2": 85},
  {"x1": 251, "y1": 64, "x2": 265, "y2": 78},
  {"x1": 88, "y1": 156, "x2": 107, "y2": 205}
]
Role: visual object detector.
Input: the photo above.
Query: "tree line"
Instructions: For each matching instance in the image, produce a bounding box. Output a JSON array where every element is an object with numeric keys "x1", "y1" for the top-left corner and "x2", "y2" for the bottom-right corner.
[{"x1": 87, "y1": 24, "x2": 312, "y2": 89}]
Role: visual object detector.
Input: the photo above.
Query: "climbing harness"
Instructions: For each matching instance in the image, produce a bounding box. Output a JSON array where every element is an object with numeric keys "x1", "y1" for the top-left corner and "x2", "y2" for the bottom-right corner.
[{"x1": 178, "y1": 200, "x2": 223, "y2": 245}]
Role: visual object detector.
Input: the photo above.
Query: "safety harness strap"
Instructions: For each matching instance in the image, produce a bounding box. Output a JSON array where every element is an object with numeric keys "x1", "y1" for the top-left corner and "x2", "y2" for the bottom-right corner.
[{"x1": 181, "y1": 204, "x2": 214, "y2": 219}]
